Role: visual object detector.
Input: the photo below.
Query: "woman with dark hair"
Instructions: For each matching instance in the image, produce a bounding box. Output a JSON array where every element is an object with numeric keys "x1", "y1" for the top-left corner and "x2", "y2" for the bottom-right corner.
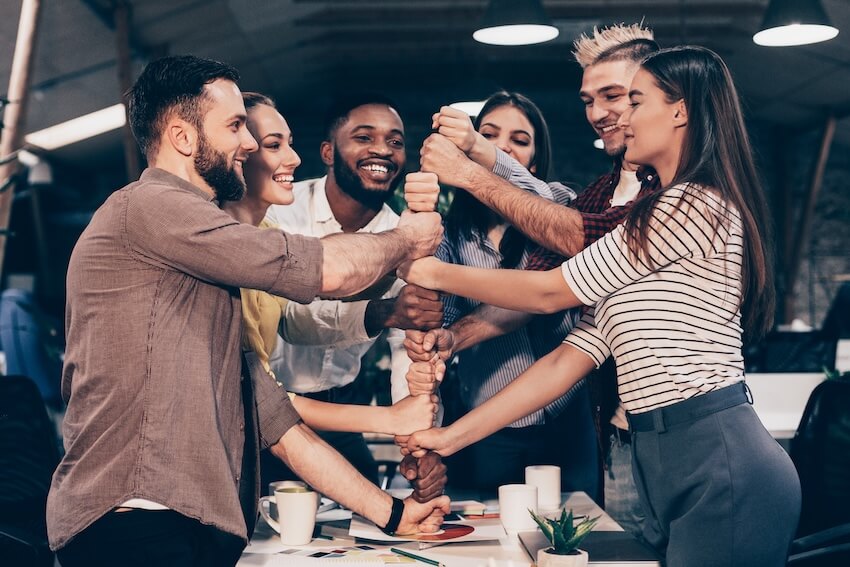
[
  {"x1": 400, "y1": 48, "x2": 800, "y2": 565},
  {"x1": 429, "y1": 91, "x2": 598, "y2": 497}
]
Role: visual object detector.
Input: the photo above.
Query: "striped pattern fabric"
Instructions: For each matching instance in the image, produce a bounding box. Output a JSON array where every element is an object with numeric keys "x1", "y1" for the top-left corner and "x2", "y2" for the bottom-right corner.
[
  {"x1": 562, "y1": 185, "x2": 746, "y2": 414},
  {"x1": 439, "y1": 232, "x2": 579, "y2": 428}
]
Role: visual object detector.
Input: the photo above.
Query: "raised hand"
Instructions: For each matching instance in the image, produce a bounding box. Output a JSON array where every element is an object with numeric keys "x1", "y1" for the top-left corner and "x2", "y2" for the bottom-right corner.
[
  {"x1": 398, "y1": 494, "x2": 450, "y2": 535},
  {"x1": 406, "y1": 427, "x2": 454, "y2": 459},
  {"x1": 431, "y1": 106, "x2": 479, "y2": 153},
  {"x1": 404, "y1": 171, "x2": 440, "y2": 213},
  {"x1": 389, "y1": 394, "x2": 439, "y2": 435},
  {"x1": 399, "y1": 452, "x2": 448, "y2": 503},
  {"x1": 385, "y1": 284, "x2": 442, "y2": 330},
  {"x1": 396, "y1": 210, "x2": 443, "y2": 260},
  {"x1": 419, "y1": 134, "x2": 479, "y2": 189},
  {"x1": 406, "y1": 359, "x2": 445, "y2": 396},
  {"x1": 397, "y1": 256, "x2": 443, "y2": 290}
]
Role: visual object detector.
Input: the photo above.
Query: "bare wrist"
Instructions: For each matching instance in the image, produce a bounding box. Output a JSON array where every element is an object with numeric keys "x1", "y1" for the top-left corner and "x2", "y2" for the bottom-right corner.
[{"x1": 468, "y1": 134, "x2": 496, "y2": 170}]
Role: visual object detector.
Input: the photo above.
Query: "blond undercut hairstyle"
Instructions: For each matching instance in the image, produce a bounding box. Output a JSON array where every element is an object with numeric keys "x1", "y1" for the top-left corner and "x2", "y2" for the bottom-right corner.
[{"x1": 573, "y1": 23, "x2": 656, "y2": 68}]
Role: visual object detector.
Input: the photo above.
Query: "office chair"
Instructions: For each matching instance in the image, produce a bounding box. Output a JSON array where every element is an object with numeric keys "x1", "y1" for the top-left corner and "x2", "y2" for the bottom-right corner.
[
  {"x1": 0, "y1": 375, "x2": 60, "y2": 567},
  {"x1": 787, "y1": 376, "x2": 850, "y2": 566}
]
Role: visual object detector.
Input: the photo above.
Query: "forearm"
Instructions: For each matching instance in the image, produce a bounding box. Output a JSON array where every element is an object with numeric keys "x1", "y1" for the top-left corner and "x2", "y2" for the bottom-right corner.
[
  {"x1": 450, "y1": 305, "x2": 533, "y2": 353},
  {"x1": 445, "y1": 344, "x2": 594, "y2": 454},
  {"x1": 292, "y1": 397, "x2": 391, "y2": 434},
  {"x1": 434, "y1": 265, "x2": 581, "y2": 314},
  {"x1": 464, "y1": 166, "x2": 585, "y2": 257},
  {"x1": 271, "y1": 424, "x2": 392, "y2": 526},
  {"x1": 320, "y1": 231, "x2": 409, "y2": 298}
]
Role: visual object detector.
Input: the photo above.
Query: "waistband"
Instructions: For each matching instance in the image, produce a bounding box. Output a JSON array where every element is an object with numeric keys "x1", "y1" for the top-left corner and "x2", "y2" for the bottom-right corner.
[{"x1": 626, "y1": 382, "x2": 751, "y2": 433}]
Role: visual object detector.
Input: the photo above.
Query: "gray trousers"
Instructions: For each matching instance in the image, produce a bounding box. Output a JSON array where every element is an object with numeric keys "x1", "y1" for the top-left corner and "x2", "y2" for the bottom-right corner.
[{"x1": 628, "y1": 383, "x2": 801, "y2": 566}]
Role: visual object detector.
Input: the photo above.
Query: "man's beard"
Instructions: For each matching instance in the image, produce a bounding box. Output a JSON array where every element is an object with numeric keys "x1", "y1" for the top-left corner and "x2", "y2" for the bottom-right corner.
[
  {"x1": 606, "y1": 141, "x2": 627, "y2": 158},
  {"x1": 333, "y1": 146, "x2": 402, "y2": 210},
  {"x1": 194, "y1": 131, "x2": 246, "y2": 202}
]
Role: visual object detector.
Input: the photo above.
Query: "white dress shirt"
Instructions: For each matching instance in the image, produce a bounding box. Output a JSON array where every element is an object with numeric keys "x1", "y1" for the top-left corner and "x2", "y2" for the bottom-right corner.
[{"x1": 265, "y1": 176, "x2": 412, "y2": 402}]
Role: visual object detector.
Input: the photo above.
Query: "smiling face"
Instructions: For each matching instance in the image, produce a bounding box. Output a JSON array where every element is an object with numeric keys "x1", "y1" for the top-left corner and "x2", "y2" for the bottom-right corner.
[
  {"x1": 618, "y1": 67, "x2": 686, "y2": 184},
  {"x1": 579, "y1": 59, "x2": 640, "y2": 157},
  {"x1": 243, "y1": 104, "x2": 301, "y2": 207},
  {"x1": 193, "y1": 79, "x2": 258, "y2": 202},
  {"x1": 325, "y1": 103, "x2": 405, "y2": 208},
  {"x1": 477, "y1": 104, "x2": 536, "y2": 172}
]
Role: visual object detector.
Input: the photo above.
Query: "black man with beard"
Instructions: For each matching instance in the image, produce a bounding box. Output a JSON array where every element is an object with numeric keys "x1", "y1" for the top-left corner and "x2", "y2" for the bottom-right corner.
[{"x1": 264, "y1": 94, "x2": 447, "y2": 502}]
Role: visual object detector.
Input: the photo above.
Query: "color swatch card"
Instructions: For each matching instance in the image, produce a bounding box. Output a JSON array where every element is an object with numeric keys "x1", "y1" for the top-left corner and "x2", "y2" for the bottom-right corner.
[{"x1": 348, "y1": 515, "x2": 506, "y2": 549}]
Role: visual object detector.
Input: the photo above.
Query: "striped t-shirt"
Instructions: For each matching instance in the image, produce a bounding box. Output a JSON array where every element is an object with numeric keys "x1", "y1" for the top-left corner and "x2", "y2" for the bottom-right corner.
[{"x1": 562, "y1": 184, "x2": 746, "y2": 414}]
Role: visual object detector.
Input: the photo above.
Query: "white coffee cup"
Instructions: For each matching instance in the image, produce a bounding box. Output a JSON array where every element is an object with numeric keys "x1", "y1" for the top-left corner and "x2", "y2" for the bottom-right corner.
[
  {"x1": 268, "y1": 480, "x2": 308, "y2": 496},
  {"x1": 259, "y1": 486, "x2": 319, "y2": 545},
  {"x1": 525, "y1": 465, "x2": 561, "y2": 511},
  {"x1": 498, "y1": 483, "x2": 538, "y2": 532}
]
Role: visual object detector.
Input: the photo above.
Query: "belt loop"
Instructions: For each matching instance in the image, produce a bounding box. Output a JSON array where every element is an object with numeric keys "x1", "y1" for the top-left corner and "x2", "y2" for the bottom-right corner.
[
  {"x1": 652, "y1": 410, "x2": 667, "y2": 434},
  {"x1": 743, "y1": 382, "x2": 754, "y2": 405}
]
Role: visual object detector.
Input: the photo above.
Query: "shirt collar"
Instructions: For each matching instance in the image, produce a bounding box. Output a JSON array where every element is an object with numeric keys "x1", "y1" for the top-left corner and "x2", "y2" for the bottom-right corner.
[
  {"x1": 308, "y1": 176, "x2": 337, "y2": 225},
  {"x1": 608, "y1": 158, "x2": 658, "y2": 188},
  {"x1": 310, "y1": 175, "x2": 395, "y2": 232}
]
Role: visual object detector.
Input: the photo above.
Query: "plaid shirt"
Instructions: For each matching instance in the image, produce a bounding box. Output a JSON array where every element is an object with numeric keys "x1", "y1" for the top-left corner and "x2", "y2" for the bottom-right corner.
[{"x1": 524, "y1": 164, "x2": 661, "y2": 271}]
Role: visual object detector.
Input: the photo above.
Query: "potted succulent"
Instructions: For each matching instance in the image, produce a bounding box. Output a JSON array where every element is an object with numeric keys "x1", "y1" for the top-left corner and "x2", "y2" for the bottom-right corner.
[{"x1": 529, "y1": 508, "x2": 599, "y2": 567}]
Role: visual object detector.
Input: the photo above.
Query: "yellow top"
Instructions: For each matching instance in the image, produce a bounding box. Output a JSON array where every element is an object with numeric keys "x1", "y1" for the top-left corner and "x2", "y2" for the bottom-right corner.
[{"x1": 240, "y1": 219, "x2": 290, "y2": 381}]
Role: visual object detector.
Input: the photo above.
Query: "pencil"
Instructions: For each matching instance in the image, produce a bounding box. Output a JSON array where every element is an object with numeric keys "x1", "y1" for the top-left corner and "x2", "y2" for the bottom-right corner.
[{"x1": 389, "y1": 547, "x2": 445, "y2": 567}]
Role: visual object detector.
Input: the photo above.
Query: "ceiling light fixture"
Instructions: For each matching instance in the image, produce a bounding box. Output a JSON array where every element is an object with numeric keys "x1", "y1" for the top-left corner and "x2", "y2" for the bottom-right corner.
[
  {"x1": 473, "y1": 0, "x2": 559, "y2": 46},
  {"x1": 24, "y1": 103, "x2": 127, "y2": 151},
  {"x1": 753, "y1": 0, "x2": 839, "y2": 47}
]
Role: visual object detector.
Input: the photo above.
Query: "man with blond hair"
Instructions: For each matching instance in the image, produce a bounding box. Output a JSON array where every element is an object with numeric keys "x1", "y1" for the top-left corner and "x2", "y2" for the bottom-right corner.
[{"x1": 405, "y1": 23, "x2": 661, "y2": 537}]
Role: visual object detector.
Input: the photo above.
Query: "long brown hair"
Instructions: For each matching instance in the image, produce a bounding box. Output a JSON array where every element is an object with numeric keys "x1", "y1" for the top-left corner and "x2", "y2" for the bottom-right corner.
[
  {"x1": 625, "y1": 46, "x2": 774, "y2": 339},
  {"x1": 444, "y1": 91, "x2": 552, "y2": 268}
]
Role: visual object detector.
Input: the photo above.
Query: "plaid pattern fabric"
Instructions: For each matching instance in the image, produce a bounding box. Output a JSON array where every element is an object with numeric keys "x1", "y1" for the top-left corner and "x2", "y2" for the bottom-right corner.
[{"x1": 525, "y1": 166, "x2": 661, "y2": 271}]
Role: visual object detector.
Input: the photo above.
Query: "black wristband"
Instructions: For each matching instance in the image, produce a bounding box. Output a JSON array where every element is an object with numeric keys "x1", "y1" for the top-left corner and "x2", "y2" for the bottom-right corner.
[{"x1": 380, "y1": 496, "x2": 405, "y2": 536}]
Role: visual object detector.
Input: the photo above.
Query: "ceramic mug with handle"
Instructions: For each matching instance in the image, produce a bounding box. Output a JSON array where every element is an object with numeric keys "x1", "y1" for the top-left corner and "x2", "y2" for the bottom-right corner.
[{"x1": 258, "y1": 486, "x2": 319, "y2": 545}]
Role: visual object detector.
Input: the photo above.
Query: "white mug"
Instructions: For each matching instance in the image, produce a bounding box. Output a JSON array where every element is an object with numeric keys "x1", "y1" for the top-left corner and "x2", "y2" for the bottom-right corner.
[
  {"x1": 259, "y1": 486, "x2": 319, "y2": 545},
  {"x1": 498, "y1": 483, "x2": 538, "y2": 532},
  {"x1": 525, "y1": 465, "x2": 561, "y2": 511},
  {"x1": 268, "y1": 480, "x2": 308, "y2": 496}
]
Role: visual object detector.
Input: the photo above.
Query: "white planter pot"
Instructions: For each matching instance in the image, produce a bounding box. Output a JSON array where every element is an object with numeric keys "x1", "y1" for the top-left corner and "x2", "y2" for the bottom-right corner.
[{"x1": 537, "y1": 548, "x2": 589, "y2": 567}]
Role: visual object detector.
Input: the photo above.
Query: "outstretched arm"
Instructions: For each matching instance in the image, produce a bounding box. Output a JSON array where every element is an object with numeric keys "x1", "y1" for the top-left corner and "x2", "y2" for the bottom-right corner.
[
  {"x1": 271, "y1": 424, "x2": 449, "y2": 535},
  {"x1": 292, "y1": 394, "x2": 438, "y2": 436},
  {"x1": 399, "y1": 257, "x2": 583, "y2": 314},
  {"x1": 319, "y1": 210, "x2": 442, "y2": 298},
  {"x1": 421, "y1": 115, "x2": 586, "y2": 257},
  {"x1": 403, "y1": 343, "x2": 596, "y2": 457}
]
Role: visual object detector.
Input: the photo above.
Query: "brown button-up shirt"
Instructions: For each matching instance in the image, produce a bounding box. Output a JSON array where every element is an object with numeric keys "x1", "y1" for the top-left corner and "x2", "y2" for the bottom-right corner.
[{"x1": 47, "y1": 168, "x2": 322, "y2": 549}]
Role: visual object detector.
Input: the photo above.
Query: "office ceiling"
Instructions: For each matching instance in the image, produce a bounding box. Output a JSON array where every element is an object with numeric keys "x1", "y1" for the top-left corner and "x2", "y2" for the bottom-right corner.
[{"x1": 1, "y1": 0, "x2": 849, "y2": 166}]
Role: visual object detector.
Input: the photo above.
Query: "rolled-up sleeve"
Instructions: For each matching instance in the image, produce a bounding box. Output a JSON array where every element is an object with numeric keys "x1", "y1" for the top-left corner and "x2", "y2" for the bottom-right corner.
[
  {"x1": 125, "y1": 180, "x2": 322, "y2": 303},
  {"x1": 563, "y1": 308, "x2": 610, "y2": 368},
  {"x1": 246, "y1": 351, "x2": 302, "y2": 449}
]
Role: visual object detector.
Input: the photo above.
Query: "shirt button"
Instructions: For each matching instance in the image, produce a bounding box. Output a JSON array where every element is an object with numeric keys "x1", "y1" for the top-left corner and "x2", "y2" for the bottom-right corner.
[
  {"x1": 235, "y1": 474, "x2": 241, "y2": 482},
  {"x1": 239, "y1": 423, "x2": 245, "y2": 432}
]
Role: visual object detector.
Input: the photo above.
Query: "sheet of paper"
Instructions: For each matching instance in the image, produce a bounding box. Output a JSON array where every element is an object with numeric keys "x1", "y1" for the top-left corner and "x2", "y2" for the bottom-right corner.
[{"x1": 348, "y1": 515, "x2": 506, "y2": 549}]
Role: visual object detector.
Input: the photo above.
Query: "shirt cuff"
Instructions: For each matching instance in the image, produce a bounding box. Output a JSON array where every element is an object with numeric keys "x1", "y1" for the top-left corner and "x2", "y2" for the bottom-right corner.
[
  {"x1": 246, "y1": 351, "x2": 302, "y2": 449},
  {"x1": 491, "y1": 147, "x2": 513, "y2": 180},
  {"x1": 349, "y1": 300, "x2": 374, "y2": 341},
  {"x1": 270, "y1": 233, "x2": 323, "y2": 304}
]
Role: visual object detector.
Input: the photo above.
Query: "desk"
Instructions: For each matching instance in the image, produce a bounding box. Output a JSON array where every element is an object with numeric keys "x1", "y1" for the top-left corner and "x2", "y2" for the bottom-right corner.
[
  {"x1": 747, "y1": 372, "x2": 824, "y2": 439},
  {"x1": 238, "y1": 492, "x2": 660, "y2": 567}
]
